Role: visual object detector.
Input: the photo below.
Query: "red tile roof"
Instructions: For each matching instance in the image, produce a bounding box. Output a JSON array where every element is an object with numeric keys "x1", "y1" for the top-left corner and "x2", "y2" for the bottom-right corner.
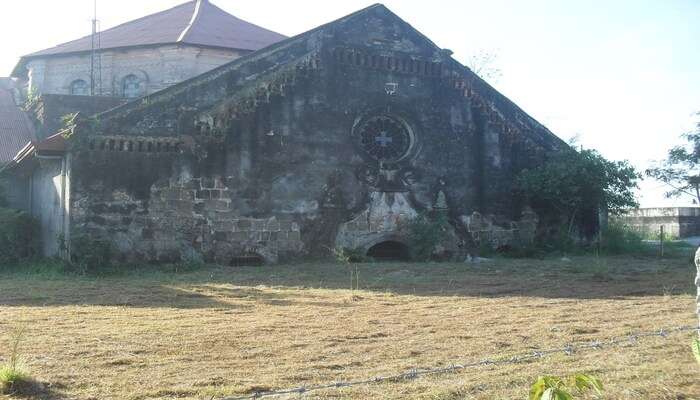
[
  {"x1": 23, "y1": 0, "x2": 286, "y2": 58},
  {"x1": 0, "y1": 80, "x2": 34, "y2": 164}
]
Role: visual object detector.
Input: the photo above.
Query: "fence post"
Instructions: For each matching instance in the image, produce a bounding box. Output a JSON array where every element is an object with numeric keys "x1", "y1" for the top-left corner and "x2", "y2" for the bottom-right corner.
[
  {"x1": 660, "y1": 225, "x2": 664, "y2": 257},
  {"x1": 695, "y1": 246, "x2": 700, "y2": 339}
]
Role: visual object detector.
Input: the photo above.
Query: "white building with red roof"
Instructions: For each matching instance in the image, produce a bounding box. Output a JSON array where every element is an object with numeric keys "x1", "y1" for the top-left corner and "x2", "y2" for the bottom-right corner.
[{"x1": 11, "y1": 0, "x2": 286, "y2": 98}]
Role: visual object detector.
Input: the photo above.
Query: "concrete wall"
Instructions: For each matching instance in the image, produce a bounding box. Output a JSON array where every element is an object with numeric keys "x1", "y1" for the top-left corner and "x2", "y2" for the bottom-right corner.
[
  {"x1": 25, "y1": 45, "x2": 243, "y2": 98},
  {"x1": 1, "y1": 174, "x2": 29, "y2": 211},
  {"x1": 615, "y1": 207, "x2": 700, "y2": 238},
  {"x1": 30, "y1": 158, "x2": 66, "y2": 256}
]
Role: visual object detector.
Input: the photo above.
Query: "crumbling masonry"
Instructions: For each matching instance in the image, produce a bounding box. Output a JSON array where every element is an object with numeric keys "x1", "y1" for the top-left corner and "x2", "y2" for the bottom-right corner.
[{"x1": 43, "y1": 5, "x2": 568, "y2": 264}]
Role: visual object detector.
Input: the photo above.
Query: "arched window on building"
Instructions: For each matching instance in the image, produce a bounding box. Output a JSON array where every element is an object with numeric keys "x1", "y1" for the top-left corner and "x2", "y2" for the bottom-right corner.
[
  {"x1": 122, "y1": 74, "x2": 142, "y2": 98},
  {"x1": 70, "y1": 79, "x2": 89, "y2": 96}
]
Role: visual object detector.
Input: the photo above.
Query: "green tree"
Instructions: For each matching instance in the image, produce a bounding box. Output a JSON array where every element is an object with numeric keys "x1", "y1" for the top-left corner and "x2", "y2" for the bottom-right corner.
[
  {"x1": 646, "y1": 115, "x2": 700, "y2": 203},
  {"x1": 517, "y1": 149, "x2": 640, "y2": 235}
]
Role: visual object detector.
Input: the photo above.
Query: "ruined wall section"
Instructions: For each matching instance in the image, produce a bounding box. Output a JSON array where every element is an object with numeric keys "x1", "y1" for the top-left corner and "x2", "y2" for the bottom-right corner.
[{"x1": 68, "y1": 6, "x2": 567, "y2": 263}]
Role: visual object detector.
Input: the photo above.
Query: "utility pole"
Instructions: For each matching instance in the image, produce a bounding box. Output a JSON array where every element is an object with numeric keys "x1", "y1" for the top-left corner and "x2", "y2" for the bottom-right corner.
[{"x1": 90, "y1": 0, "x2": 101, "y2": 96}]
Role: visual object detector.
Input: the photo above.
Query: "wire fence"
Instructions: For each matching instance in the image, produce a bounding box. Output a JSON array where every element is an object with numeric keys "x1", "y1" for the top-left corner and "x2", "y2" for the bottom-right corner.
[{"x1": 217, "y1": 325, "x2": 700, "y2": 400}]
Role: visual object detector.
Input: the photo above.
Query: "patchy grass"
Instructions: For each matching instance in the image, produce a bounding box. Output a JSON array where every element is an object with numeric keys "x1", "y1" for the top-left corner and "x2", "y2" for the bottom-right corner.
[
  {"x1": 0, "y1": 252, "x2": 698, "y2": 399},
  {"x1": 0, "y1": 367, "x2": 28, "y2": 394}
]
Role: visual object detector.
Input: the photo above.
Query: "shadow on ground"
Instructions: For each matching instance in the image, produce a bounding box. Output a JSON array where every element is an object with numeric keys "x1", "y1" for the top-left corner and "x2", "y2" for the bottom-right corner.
[
  {"x1": 0, "y1": 253, "x2": 696, "y2": 308},
  {"x1": 2, "y1": 379, "x2": 67, "y2": 400}
]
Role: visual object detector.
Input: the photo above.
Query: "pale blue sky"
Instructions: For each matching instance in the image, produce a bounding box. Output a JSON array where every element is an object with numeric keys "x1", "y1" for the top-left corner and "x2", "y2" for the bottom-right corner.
[{"x1": 1, "y1": 0, "x2": 698, "y2": 206}]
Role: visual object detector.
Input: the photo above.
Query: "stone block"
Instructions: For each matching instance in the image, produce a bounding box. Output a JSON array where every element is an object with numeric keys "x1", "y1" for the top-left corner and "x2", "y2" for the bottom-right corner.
[
  {"x1": 252, "y1": 219, "x2": 265, "y2": 231},
  {"x1": 213, "y1": 220, "x2": 234, "y2": 232},
  {"x1": 260, "y1": 231, "x2": 272, "y2": 241},
  {"x1": 231, "y1": 231, "x2": 249, "y2": 241},
  {"x1": 279, "y1": 221, "x2": 292, "y2": 231},
  {"x1": 266, "y1": 218, "x2": 280, "y2": 231},
  {"x1": 167, "y1": 200, "x2": 194, "y2": 214},
  {"x1": 181, "y1": 178, "x2": 201, "y2": 190},
  {"x1": 196, "y1": 190, "x2": 211, "y2": 200},
  {"x1": 203, "y1": 200, "x2": 229, "y2": 211},
  {"x1": 142, "y1": 228, "x2": 155, "y2": 239},
  {"x1": 163, "y1": 189, "x2": 181, "y2": 201},
  {"x1": 201, "y1": 177, "x2": 215, "y2": 188},
  {"x1": 214, "y1": 231, "x2": 228, "y2": 241},
  {"x1": 180, "y1": 190, "x2": 195, "y2": 201},
  {"x1": 237, "y1": 219, "x2": 252, "y2": 231}
]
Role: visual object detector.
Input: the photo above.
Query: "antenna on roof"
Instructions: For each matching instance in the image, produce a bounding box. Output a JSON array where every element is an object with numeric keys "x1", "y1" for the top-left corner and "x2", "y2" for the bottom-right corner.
[{"x1": 90, "y1": 0, "x2": 102, "y2": 96}]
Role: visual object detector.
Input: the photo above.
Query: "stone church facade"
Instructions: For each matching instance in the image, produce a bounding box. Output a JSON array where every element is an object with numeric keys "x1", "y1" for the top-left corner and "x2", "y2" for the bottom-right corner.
[{"x1": 46, "y1": 4, "x2": 567, "y2": 264}]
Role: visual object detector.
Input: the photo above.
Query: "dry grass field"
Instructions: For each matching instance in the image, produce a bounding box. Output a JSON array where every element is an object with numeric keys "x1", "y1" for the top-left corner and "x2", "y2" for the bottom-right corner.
[{"x1": 0, "y1": 252, "x2": 699, "y2": 399}]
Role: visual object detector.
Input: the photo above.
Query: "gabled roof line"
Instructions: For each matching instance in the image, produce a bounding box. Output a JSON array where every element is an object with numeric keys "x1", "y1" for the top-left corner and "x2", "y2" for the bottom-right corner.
[
  {"x1": 177, "y1": 0, "x2": 205, "y2": 42},
  {"x1": 10, "y1": 0, "x2": 286, "y2": 78},
  {"x1": 87, "y1": 4, "x2": 393, "y2": 121}
]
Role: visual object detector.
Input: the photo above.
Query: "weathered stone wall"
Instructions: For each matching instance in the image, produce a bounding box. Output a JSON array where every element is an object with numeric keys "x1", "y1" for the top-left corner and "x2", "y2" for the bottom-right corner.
[
  {"x1": 67, "y1": 5, "x2": 566, "y2": 264},
  {"x1": 27, "y1": 94, "x2": 127, "y2": 139},
  {"x1": 25, "y1": 45, "x2": 243, "y2": 98},
  {"x1": 30, "y1": 158, "x2": 66, "y2": 257},
  {"x1": 614, "y1": 207, "x2": 700, "y2": 238}
]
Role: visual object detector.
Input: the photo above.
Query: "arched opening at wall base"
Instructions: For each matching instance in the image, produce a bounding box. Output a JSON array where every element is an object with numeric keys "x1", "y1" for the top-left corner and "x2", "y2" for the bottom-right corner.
[{"x1": 366, "y1": 241, "x2": 410, "y2": 261}]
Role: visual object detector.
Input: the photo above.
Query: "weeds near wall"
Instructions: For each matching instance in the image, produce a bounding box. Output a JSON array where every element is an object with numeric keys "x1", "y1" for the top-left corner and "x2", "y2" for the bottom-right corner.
[
  {"x1": 693, "y1": 337, "x2": 700, "y2": 365},
  {"x1": 598, "y1": 223, "x2": 646, "y2": 255},
  {"x1": 333, "y1": 247, "x2": 363, "y2": 293},
  {"x1": 69, "y1": 231, "x2": 114, "y2": 274},
  {"x1": 0, "y1": 208, "x2": 39, "y2": 266},
  {"x1": 406, "y1": 212, "x2": 449, "y2": 261},
  {"x1": 0, "y1": 327, "x2": 31, "y2": 395},
  {"x1": 333, "y1": 247, "x2": 368, "y2": 263}
]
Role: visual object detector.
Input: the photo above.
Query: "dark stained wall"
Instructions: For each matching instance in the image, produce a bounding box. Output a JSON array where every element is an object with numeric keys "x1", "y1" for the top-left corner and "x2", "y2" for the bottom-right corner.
[{"x1": 67, "y1": 5, "x2": 565, "y2": 264}]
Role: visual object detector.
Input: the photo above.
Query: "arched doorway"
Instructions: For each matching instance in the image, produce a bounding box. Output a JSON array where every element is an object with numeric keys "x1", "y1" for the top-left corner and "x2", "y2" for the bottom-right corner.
[
  {"x1": 229, "y1": 253, "x2": 265, "y2": 267},
  {"x1": 366, "y1": 241, "x2": 410, "y2": 261}
]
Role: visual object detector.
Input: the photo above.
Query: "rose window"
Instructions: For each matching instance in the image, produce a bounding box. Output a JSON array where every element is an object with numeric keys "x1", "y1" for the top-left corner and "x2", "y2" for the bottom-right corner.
[{"x1": 356, "y1": 115, "x2": 412, "y2": 162}]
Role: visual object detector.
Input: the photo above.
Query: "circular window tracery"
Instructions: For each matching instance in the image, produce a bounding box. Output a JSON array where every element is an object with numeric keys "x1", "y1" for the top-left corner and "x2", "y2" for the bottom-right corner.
[{"x1": 356, "y1": 115, "x2": 413, "y2": 162}]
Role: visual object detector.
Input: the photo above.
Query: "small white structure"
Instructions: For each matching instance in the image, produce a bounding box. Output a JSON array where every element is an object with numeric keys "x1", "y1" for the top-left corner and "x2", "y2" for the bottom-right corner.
[{"x1": 696, "y1": 247, "x2": 700, "y2": 337}]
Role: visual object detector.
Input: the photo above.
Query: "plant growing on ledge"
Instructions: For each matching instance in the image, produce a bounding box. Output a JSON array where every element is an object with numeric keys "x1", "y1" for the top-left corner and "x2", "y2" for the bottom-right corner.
[{"x1": 517, "y1": 148, "x2": 640, "y2": 236}]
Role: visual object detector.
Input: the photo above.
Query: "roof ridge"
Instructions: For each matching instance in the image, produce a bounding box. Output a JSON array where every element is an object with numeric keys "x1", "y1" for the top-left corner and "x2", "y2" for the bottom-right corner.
[
  {"x1": 85, "y1": 3, "x2": 418, "y2": 121},
  {"x1": 26, "y1": 0, "x2": 197, "y2": 57},
  {"x1": 177, "y1": 0, "x2": 205, "y2": 43}
]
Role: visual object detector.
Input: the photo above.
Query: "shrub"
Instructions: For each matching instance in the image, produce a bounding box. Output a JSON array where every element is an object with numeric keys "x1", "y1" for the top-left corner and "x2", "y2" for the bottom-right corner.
[
  {"x1": 599, "y1": 223, "x2": 646, "y2": 255},
  {"x1": 406, "y1": 212, "x2": 450, "y2": 261},
  {"x1": 333, "y1": 247, "x2": 368, "y2": 263},
  {"x1": 69, "y1": 231, "x2": 114, "y2": 274},
  {"x1": 0, "y1": 208, "x2": 39, "y2": 266}
]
